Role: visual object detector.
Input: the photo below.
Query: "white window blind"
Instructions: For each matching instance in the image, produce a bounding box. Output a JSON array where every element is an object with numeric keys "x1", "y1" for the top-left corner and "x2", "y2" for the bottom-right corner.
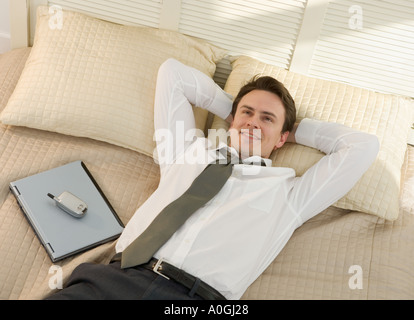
[
  {"x1": 308, "y1": 0, "x2": 414, "y2": 97},
  {"x1": 178, "y1": 0, "x2": 307, "y2": 86},
  {"x1": 47, "y1": 0, "x2": 163, "y2": 28},
  {"x1": 42, "y1": 0, "x2": 414, "y2": 98}
]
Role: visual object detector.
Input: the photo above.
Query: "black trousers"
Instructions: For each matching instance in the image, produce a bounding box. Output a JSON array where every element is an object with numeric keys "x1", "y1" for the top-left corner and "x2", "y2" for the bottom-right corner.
[{"x1": 45, "y1": 261, "x2": 204, "y2": 300}]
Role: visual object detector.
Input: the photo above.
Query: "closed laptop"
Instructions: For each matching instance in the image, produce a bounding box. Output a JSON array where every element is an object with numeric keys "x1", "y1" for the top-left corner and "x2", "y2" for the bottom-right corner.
[{"x1": 9, "y1": 161, "x2": 124, "y2": 262}]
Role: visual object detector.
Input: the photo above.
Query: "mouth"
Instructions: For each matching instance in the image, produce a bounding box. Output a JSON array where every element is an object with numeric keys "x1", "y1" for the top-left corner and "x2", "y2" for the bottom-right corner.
[{"x1": 240, "y1": 129, "x2": 261, "y2": 141}]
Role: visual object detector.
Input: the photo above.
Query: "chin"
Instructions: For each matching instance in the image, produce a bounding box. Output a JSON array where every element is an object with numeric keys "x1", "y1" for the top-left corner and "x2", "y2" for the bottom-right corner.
[{"x1": 229, "y1": 129, "x2": 264, "y2": 158}]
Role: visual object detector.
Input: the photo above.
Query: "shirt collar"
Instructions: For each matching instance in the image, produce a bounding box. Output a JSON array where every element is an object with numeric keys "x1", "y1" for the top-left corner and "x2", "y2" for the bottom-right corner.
[{"x1": 215, "y1": 142, "x2": 272, "y2": 167}]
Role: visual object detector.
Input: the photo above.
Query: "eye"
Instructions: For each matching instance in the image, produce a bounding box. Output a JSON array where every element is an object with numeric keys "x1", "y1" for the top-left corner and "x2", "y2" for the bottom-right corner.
[{"x1": 264, "y1": 116, "x2": 273, "y2": 123}]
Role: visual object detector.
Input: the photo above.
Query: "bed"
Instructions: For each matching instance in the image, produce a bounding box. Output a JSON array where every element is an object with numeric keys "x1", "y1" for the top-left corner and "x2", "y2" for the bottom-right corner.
[{"x1": 0, "y1": 4, "x2": 413, "y2": 300}]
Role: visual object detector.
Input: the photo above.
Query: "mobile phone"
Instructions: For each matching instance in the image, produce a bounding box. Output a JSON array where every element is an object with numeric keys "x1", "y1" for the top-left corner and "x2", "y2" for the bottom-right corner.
[{"x1": 47, "y1": 191, "x2": 88, "y2": 218}]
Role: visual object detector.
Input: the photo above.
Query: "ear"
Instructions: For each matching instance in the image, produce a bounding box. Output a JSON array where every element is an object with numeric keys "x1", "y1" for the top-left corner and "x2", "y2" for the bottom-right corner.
[{"x1": 273, "y1": 131, "x2": 289, "y2": 150}]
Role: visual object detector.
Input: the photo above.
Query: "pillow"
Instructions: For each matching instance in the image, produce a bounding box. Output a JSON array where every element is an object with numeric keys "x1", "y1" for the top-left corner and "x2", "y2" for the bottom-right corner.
[
  {"x1": 0, "y1": 48, "x2": 31, "y2": 113},
  {"x1": 0, "y1": 6, "x2": 226, "y2": 158},
  {"x1": 213, "y1": 55, "x2": 413, "y2": 221}
]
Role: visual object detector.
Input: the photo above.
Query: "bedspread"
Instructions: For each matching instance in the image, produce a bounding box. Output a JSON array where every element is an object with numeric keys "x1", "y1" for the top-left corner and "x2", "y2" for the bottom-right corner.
[{"x1": 0, "y1": 48, "x2": 413, "y2": 300}]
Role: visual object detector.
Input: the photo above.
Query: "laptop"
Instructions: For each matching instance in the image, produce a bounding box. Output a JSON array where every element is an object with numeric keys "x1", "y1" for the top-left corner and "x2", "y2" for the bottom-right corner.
[{"x1": 9, "y1": 161, "x2": 124, "y2": 262}]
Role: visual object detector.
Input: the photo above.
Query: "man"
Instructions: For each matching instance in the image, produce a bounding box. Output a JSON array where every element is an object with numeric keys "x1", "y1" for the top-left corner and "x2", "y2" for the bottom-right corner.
[{"x1": 46, "y1": 58, "x2": 379, "y2": 300}]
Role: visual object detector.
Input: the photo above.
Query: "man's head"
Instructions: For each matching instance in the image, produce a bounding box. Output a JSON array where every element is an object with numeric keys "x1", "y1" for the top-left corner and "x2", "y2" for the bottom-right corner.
[{"x1": 229, "y1": 76, "x2": 296, "y2": 159}]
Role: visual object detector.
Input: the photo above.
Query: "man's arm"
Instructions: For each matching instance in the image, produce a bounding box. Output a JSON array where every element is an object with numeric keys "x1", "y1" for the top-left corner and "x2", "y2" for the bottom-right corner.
[
  {"x1": 154, "y1": 58, "x2": 233, "y2": 174},
  {"x1": 287, "y1": 118, "x2": 379, "y2": 224}
]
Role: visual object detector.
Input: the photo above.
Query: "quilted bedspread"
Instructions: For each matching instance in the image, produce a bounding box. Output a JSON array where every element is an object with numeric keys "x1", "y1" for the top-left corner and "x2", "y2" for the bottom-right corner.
[{"x1": 1, "y1": 48, "x2": 413, "y2": 300}]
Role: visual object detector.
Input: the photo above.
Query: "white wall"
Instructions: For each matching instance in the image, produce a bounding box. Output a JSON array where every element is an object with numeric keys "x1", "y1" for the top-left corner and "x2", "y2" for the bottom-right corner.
[{"x1": 0, "y1": 0, "x2": 11, "y2": 53}]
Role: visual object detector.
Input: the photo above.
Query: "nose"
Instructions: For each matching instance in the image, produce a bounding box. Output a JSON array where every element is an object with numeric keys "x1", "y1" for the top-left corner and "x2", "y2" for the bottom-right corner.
[{"x1": 246, "y1": 118, "x2": 259, "y2": 129}]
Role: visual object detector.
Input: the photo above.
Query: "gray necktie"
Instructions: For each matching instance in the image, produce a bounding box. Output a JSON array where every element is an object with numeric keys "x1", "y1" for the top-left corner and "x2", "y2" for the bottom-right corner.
[{"x1": 121, "y1": 151, "x2": 234, "y2": 269}]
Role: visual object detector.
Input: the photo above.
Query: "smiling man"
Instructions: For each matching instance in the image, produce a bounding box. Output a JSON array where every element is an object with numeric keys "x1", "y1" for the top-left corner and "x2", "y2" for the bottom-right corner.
[
  {"x1": 228, "y1": 76, "x2": 296, "y2": 159},
  {"x1": 46, "y1": 58, "x2": 379, "y2": 301}
]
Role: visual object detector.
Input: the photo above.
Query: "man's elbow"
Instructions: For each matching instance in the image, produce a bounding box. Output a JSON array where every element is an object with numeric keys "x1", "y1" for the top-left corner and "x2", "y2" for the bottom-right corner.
[{"x1": 157, "y1": 58, "x2": 182, "y2": 79}]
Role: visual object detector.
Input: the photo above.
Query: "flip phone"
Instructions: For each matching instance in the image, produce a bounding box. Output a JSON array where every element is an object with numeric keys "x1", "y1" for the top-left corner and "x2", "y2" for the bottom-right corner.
[{"x1": 47, "y1": 191, "x2": 88, "y2": 218}]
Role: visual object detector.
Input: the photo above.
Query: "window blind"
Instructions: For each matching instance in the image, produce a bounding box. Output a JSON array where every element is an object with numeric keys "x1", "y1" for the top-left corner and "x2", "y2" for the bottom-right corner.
[
  {"x1": 308, "y1": 0, "x2": 414, "y2": 97},
  {"x1": 178, "y1": 0, "x2": 307, "y2": 87},
  {"x1": 47, "y1": 0, "x2": 163, "y2": 28},
  {"x1": 44, "y1": 0, "x2": 414, "y2": 98}
]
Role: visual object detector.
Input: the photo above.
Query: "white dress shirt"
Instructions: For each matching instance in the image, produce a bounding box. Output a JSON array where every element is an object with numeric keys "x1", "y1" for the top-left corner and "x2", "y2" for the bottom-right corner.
[{"x1": 116, "y1": 58, "x2": 379, "y2": 299}]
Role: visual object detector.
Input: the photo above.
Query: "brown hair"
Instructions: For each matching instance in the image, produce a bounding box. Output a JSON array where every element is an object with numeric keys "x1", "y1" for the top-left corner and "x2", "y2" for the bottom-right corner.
[{"x1": 231, "y1": 76, "x2": 296, "y2": 133}]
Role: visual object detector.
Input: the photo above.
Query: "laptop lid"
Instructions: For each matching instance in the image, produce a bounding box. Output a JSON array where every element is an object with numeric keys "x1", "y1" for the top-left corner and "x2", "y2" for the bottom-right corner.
[{"x1": 10, "y1": 161, "x2": 124, "y2": 262}]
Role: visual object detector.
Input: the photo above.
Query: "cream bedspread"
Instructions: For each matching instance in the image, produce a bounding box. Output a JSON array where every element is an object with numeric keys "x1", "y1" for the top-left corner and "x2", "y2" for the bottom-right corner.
[{"x1": 1, "y1": 48, "x2": 413, "y2": 300}]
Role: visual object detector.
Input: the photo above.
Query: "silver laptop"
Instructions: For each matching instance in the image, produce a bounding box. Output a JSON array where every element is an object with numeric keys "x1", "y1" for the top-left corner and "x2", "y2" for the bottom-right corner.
[{"x1": 9, "y1": 161, "x2": 124, "y2": 262}]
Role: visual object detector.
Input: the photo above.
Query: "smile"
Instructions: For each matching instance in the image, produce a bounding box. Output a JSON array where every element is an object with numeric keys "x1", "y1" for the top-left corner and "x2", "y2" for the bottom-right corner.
[{"x1": 240, "y1": 130, "x2": 261, "y2": 141}]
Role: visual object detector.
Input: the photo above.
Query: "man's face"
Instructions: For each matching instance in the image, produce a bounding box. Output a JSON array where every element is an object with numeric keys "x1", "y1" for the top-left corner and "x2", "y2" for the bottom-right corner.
[{"x1": 229, "y1": 89, "x2": 289, "y2": 159}]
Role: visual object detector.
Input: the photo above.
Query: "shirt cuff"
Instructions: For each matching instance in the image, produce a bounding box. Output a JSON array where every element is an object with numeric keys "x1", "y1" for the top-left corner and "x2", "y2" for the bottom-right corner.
[{"x1": 208, "y1": 89, "x2": 233, "y2": 120}]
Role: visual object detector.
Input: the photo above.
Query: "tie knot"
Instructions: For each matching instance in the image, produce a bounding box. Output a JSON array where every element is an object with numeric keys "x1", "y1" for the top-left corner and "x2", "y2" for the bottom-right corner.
[
  {"x1": 216, "y1": 149, "x2": 240, "y2": 165},
  {"x1": 216, "y1": 149, "x2": 267, "y2": 166}
]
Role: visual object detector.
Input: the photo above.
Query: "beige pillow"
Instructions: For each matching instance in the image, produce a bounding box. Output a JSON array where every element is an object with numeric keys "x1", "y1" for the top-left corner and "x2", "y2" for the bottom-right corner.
[
  {"x1": 0, "y1": 6, "x2": 226, "y2": 158},
  {"x1": 213, "y1": 56, "x2": 412, "y2": 221}
]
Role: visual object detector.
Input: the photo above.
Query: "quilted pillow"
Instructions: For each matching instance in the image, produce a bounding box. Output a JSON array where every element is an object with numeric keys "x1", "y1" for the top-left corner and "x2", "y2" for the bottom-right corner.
[
  {"x1": 213, "y1": 55, "x2": 412, "y2": 221},
  {"x1": 0, "y1": 6, "x2": 226, "y2": 158}
]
